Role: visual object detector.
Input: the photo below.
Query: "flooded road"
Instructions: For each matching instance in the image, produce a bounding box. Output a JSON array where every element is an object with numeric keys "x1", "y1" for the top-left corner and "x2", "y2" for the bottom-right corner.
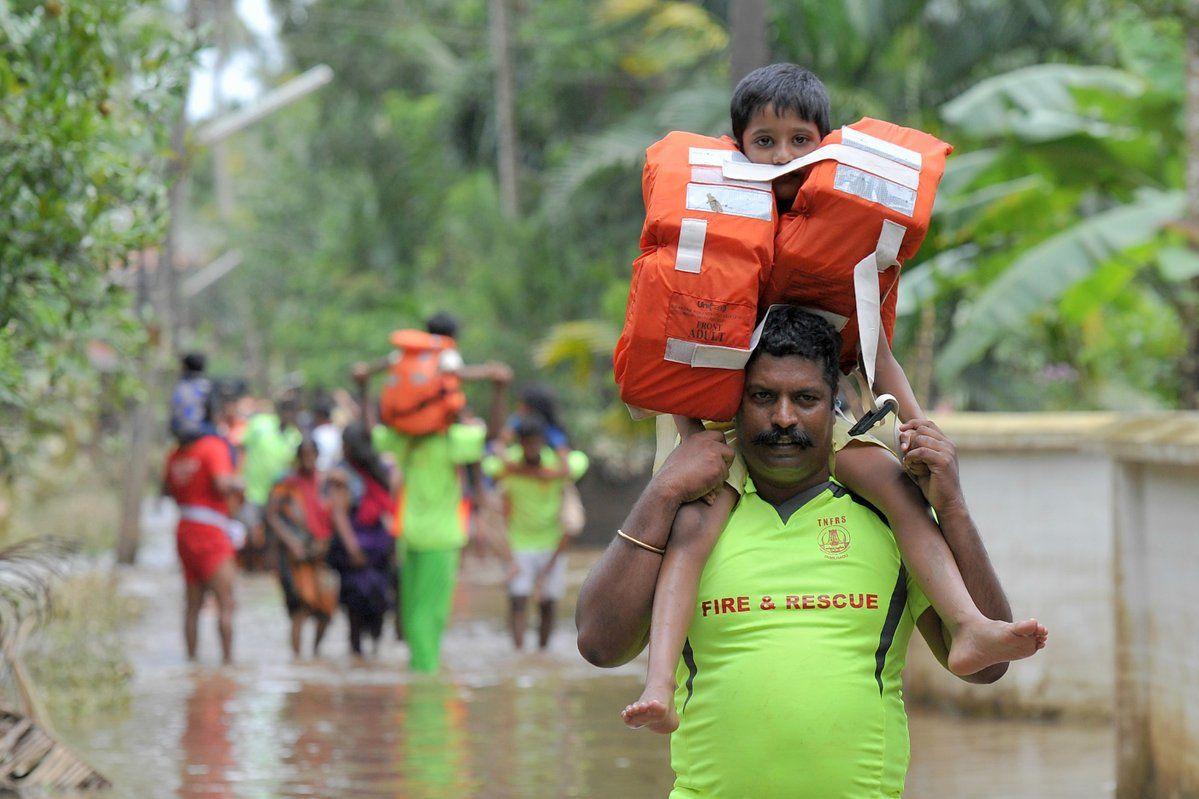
[{"x1": 62, "y1": 511, "x2": 1114, "y2": 798}]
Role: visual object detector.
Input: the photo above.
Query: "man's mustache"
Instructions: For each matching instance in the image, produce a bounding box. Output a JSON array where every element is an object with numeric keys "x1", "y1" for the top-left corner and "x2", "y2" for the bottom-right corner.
[{"x1": 750, "y1": 427, "x2": 814, "y2": 448}]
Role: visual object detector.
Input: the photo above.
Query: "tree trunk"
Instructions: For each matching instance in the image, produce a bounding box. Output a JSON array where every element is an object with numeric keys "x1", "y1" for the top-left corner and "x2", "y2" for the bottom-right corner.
[
  {"x1": 488, "y1": 0, "x2": 520, "y2": 219},
  {"x1": 212, "y1": 0, "x2": 234, "y2": 222},
  {"x1": 1184, "y1": 18, "x2": 1199, "y2": 409},
  {"x1": 116, "y1": 27, "x2": 192, "y2": 563},
  {"x1": 729, "y1": 0, "x2": 769, "y2": 89}
]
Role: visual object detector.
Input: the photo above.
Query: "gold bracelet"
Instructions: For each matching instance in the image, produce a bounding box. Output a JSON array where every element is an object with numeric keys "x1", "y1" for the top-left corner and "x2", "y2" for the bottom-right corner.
[{"x1": 617, "y1": 528, "x2": 665, "y2": 556}]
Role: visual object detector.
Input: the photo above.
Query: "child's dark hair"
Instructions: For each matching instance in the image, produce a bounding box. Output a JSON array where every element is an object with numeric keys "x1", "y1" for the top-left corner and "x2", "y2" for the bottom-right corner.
[
  {"x1": 343, "y1": 422, "x2": 391, "y2": 489},
  {"x1": 426, "y1": 311, "x2": 460, "y2": 339},
  {"x1": 745, "y1": 307, "x2": 841, "y2": 403},
  {"x1": 181, "y1": 352, "x2": 206, "y2": 375},
  {"x1": 731, "y1": 64, "x2": 832, "y2": 145},
  {"x1": 513, "y1": 414, "x2": 545, "y2": 441},
  {"x1": 519, "y1": 383, "x2": 567, "y2": 442}
]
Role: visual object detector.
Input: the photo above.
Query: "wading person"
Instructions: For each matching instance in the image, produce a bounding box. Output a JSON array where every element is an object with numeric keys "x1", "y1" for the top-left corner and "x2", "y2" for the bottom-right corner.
[
  {"x1": 240, "y1": 395, "x2": 303, "y2": 571},
  {"x1": 326, "y1": 423, "x2": 397, "y2": 658},
  {"x1": 577, "y1": 308, "x2": 1045, "y2": 797},
  {"x1": 266, "y1": 439, "x2": 338, "y2": 659},
  {"x1": 352, "y1": 316, "x2": 510, "y2": 673},
  {"x1": 483, "y1": 416, "x2": 588, "y2": 650},
  {"x1": 164, "y1": 400, "x2": 244, "y2": 664}
]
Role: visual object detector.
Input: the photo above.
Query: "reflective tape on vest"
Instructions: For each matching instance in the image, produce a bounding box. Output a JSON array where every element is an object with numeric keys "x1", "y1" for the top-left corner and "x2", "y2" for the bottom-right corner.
[
  {"x1": 674, "y1": 218, "x2": 707, "y2": 273},
  {"x1": 684, "y1": 183, "x2": 774, "y2": 220},
  {"x1": 841, "y1": 126, "x2": 923, "y2": 170},
  {"x1": 854, "y1": 220, "x2": 907, "y2": 391},
  {"x1": 664, "y1": 338, "x2": 753, "y2": 370},
  {"x1": 688, "y1": 147, "x2": 749, "y2": 167},
  {"x1": 721, "y1": 143, "x2": 920, "y2": 191}
]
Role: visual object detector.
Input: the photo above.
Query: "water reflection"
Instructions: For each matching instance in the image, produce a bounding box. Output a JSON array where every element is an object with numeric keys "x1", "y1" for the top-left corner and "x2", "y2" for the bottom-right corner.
[
  {"x1": 66, "y1": 553, "x2": 1110, "y2": 798},
  {"x1": 179, "y1": 675, "x2": 237, "y2": 799}
]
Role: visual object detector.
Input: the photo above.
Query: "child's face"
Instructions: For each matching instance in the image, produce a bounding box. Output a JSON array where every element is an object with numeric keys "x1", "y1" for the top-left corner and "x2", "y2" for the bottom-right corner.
[{"x1": 740, "y1": 104, "x2": 823, "y2": 207}]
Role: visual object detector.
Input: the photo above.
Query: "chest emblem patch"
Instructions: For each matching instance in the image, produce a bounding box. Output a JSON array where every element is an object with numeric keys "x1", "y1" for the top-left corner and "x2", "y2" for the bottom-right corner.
[{"x1": 819, "y1": 526, "x2": 851, "y2": 559}]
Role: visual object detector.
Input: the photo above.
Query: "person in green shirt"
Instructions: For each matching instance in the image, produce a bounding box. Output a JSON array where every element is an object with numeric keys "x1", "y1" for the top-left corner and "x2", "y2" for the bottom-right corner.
[
  {"x1": 353, "y1": 345, "x2": 511, "y2": 674},
  {"x1": 482, "y1": 417, "x2": 589, "y2": 650},
  {"x1": 240, "y1": 396, "x2": 302, "y2": 568},
  {"x1": 576, "y1": 308, "x2": 1045, "y2": 797}
]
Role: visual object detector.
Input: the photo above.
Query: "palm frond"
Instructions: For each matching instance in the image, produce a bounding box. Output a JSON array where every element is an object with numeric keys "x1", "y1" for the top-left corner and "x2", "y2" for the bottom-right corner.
[
  {"x1": 937, "y1": 189, "x2": 1184, "y2": 379},
  {"x1": 0, "y1": 538, "x2": 75, "y2": 658}
]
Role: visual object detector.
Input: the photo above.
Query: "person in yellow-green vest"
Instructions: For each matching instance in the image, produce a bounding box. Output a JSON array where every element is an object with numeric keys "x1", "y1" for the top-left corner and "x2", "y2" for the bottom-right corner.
[
  {"x1": 483, "y1": 416, "x2": 589, "y2": 650},
  {"x1": 352, "y1": 318, "x2": 512, "y2": 674}
]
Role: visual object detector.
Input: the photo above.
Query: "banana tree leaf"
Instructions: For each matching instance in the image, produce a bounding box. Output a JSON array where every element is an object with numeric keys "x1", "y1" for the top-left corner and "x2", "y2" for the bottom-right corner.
[
  {"x1": 541, "y1": 83, "x2": 726, "y2": 214},
  {"x1": 942, "y1": 63, "x2": 1144, "y2": 141},
  {"x1": 1157, "y1": 245, "x2": 1199, "y2": 282},
  {"x1": 937, "y1": 189, "x2": 1184, "y2": 380},
  {"x1": 896, "y1": 244, "x2": 979, "y2": 317},
  {"x1": 937, "y1": 148, "x2": 1000, "y2": 197}
]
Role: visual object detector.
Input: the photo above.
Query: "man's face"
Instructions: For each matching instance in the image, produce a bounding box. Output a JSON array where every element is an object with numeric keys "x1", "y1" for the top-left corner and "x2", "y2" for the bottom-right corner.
[
  {"x1": 278, "y1": 404, "x2": 298, "y2": 428},
  {"x1": 739, "y1": 104, "x2": 823, "y2": 207},
  {"x1": 297, "y1": 444, "x2": 318, "y2": 475},
  {"x1": 736, "y1": 354, "x2": 835, "y2": 489},
  {"x1": 519, "y1": 434, "x2": 544, "y2": 464}
]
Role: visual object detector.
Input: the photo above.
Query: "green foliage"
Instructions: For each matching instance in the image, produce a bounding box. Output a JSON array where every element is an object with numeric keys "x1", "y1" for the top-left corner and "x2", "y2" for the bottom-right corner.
[
  {"x1": 914, "y1": 3, "x2": 1192, "y2": 409},
  {"x1": 182, "y1": 0, "x2": 1192, "y2": 425},
  {"x1": 0, "y1": 0, "x2": 191, "y2": 463}
]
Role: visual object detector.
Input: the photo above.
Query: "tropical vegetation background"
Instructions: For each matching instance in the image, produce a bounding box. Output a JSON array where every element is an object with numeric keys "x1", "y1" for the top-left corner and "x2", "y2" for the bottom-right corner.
[{"x1": 3, "y1": 0, "x2": 1199, "y2": 549}]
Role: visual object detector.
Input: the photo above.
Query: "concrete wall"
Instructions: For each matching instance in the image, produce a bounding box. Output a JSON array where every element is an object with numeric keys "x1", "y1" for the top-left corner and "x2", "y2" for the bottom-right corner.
[
  {"x1": 902, "y1": 413, "x2": 1120, "y2": 717},
  {"x1": 889, "y1": 412, "x2": 1199, "y2": 799},
  {"x1": 1113, "y1": 456, "x2": 1199, "y2": 799}
]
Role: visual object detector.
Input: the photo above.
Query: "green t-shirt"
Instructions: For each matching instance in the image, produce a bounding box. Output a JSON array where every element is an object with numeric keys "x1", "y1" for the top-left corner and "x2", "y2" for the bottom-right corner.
[
  {"x1": 482, "y1": 447, "x2": 589, "y2": 552},
  {"x1": 241, "y1": 413, "x2": 302, "y2": 505},
  {"x1": 372, "y1": 424, "x2": 485, "y2": 552},
  {"x1": 669, "y1": 478, "x2": 931, "y2": 799}
]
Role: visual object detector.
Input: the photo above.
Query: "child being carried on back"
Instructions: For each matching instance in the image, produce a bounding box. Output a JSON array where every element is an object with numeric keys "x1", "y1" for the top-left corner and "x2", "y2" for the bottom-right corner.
[{"x1": 620, "y1": 64, "x2": 1047, "y2": 734}]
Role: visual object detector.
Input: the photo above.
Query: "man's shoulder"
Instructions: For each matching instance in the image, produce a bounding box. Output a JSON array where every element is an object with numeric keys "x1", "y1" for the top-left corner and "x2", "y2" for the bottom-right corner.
[{"x1": 826, "y1": 480, "x2": 889, "y2": 528}]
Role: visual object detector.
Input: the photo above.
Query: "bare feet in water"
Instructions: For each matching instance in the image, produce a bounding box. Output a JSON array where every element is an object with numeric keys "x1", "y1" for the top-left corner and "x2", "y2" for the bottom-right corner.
[
  {"x1": 621, "y1": 686, "x2": 678, "y2": 734},
  {"x1": 947, "y1": 617, "x2": 1048, "y2": 676}
]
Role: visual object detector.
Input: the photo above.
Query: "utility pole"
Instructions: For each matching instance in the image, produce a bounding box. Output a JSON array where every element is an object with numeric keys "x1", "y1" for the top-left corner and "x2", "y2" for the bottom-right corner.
[
  {"x1": 212, "y1": 0, "x2": 235, "y2": 221},
  {"x1": 729, "y1": 0, "x2": 769, "y2": 88},
  {"x1": 1183, "y1": 12, "x2": 1199, "y2": 409},
  {"x1": 114, "y1": 55, "x2": 333, "y2": 565},
  {"x1": 488, "y1": 0, "x2": 520, "y2": 218}
]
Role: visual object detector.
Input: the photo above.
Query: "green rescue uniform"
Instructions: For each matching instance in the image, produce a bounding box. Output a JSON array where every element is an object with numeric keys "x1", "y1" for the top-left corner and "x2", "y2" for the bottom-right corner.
[
  {"x1": 670, "y1": 478, "x2": 931, "y2": 799},
  {"x1": 241, "y1": 413, "x2": 302, "y2": 506},
  {"x1": 373, "y1": 423, "x2": 485, "y2": 673},
  {"x1": 481, "y1": 447, "x2": 589, "y2": 552}
]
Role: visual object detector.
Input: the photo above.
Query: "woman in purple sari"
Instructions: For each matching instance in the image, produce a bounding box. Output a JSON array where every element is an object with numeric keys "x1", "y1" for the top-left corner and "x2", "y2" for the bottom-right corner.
[{"x1": 327, "y1": 423, "x2": 397, "y2": 657}]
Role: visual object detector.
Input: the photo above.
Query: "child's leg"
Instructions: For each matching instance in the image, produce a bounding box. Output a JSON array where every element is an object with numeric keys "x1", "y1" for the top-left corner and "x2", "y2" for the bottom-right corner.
[
  {"x1": 621, "y1": 485, "x2": 737, "y2": 733},
  {"x1": 835, "y1": 442, "x2": 1044, "y2": 675},
  {"x1": 537, "y1": 600, "x2": 555, "y2": 650},
  {"x1": 509, "y1": 595, "x2": 527, "y2": 650}
]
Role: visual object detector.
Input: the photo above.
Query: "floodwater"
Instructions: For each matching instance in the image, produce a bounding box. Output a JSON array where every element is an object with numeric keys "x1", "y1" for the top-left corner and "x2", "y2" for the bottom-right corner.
[{"x1": 61, "y1": 507, "x2": 1115, "y2": 799}]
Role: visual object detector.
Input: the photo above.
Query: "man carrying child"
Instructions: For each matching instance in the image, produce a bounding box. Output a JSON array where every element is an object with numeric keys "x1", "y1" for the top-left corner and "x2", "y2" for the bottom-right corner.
[{"x1": 577, "y1": 308, "x2": 1041, "y2": 797}]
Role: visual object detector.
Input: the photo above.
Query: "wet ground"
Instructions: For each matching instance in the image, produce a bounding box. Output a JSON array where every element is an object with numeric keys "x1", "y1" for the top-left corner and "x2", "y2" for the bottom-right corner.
[{"x1": 62, "y1": 506, "x2": 1115, "y2": 798}]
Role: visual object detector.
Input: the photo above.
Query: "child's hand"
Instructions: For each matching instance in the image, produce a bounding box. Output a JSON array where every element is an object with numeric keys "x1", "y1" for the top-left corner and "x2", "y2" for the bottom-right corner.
[
  {"x1": 654, "y1": 430, "x2": 734, "y2": 505},
  {"x1": 899, "y1": 419, "x2": 963, "y2": 513}
]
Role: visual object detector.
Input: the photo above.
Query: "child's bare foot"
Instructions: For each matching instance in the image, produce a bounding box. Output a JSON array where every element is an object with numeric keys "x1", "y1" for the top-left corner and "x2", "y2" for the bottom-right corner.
[
  {"x1": 621, "y1": 688, "x2": 678, "y2": 734},
  {"x1": 947, "y1": 617, "x2": 1047, "y2": 676}
]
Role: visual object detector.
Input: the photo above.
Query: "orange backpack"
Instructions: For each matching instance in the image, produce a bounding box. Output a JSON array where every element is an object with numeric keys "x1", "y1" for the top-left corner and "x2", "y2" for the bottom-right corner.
[
  {"x1": 379, "y1": 330, "x2": 466, "y2": 436},
  {"x1": 725, "y1": 118, "x2": 952, "y2": 389},
  {"x1": 613, "y1": 132, "x2": 777, "y2": 422}
]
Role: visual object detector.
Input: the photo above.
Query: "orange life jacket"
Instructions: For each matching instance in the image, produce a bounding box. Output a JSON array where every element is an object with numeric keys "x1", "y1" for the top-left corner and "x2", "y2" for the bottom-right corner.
[
  {"x1": 613, "y1": 132, "x2": 777, "y2": 422},
  {"x1": 379, "y1": 330, "x2": 466, "y2": 436},
  {"x1": 725, "y1": 119, "x2": 952, "y2": 386}
]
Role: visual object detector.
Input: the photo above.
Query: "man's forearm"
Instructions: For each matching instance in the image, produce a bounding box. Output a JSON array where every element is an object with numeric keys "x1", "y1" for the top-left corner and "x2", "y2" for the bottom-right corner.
[
  {"x1": 935, "y1": 500, "x2": 1012, "y2": 623},
  {"x1": 575, "y1": 481, "x2": 680, "y2": 667}
]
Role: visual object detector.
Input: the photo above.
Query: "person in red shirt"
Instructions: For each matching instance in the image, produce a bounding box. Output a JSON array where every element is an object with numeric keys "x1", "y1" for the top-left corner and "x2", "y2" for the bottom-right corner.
[{"x1": 164, "y1": 428, "x2": 244, "y2": 664}]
